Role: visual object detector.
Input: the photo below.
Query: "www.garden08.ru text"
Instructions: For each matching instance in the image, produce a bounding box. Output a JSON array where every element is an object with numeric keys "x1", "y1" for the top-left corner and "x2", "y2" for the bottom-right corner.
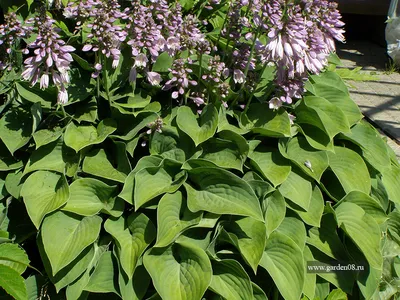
[{"x1": 306, "y1": 262, "x2": 365, "y2": 273}]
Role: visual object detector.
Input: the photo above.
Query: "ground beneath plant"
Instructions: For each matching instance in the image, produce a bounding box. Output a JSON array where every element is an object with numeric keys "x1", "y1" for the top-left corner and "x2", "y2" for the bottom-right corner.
[{"x1": 336, "y1": 39, "x2": 400, "y2": 159}]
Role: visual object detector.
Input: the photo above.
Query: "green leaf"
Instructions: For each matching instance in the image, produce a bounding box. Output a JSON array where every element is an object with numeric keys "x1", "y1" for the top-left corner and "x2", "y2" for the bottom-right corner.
[
  {"x1": 295, "y1": 96, "x2": 350, "y2": 140},
  {"x1": 279, "y1": 170, "x2": 312, "y2": 211},
  {"x1": 0, "y1": 106, "x2": 34, "y2": 154},
  {"x1": 209, "y1": 259, "x2": 253, "y2": 300},
  {"x1": 0, "y1": 264, "x2": 27, "y2": 300},
  {"x1": 118, "y1": 261, "x2": 150, "y2": 300},
  {"x1": 339, "y1": 122, "x2": 390, "y2": 173},
  {"x1": 134, "y1": 160, "x2": 187, "y2": 209},
  {"x1": 20, "y1": 171, "x2": 69, "y2": 229},
  {"x1": 327, "y1": 146, "x2": 371, "y2": 194},
  {"x1": 152, "y1": 52, "x2": 174, "y2": 72},
  {"x1": 143, "y1": 241, "x2": 212, "y2": 300},
  {"x1": 382, "y1": 165, "x2": 400, "y2": 204},
  {"x1": 306, "y1": 213, "x2": 349, "y2": 262},
  {"x1": 335, "y1": 202, "x2": 382, "y2": 269},
  {"x1": 339, "y1": 191, "x2": 387, "y2": 224},
  {"x1": 104, "y1": 212, "x2": 156, "y2": 279},
  {"x1": 282, "y1": 136, "x2": 329, "y2": 182},
  {"x1": 185, "y1": 167, "x2": 263, "y2": 221},
  {"x1": 52, "y1": 246, "x2": 95, "y2": 292},
  {"x1": 83, "y1": 146, "x2": 131, "y2": 183},
  {"x1": 263, "y1": 190, "x2": 286, "y2": 236},
  {"x1": 241, "y1": 105, "x2": 291, "y2": 137},
  {"x1": 223, "y1": 217, "x2": 266, "y2": 273},
  {"x1": 62, "y1": 178, "x2": 123, "y2": 217},
  {"x1": 0, "y1": 143, "x2": 23, "y2": 171},
  {"x1": 176, "y1": 104, "x2": 218, "y2": 146},
  {"x1": 16, "y1": 82, "x2": 53, "y2": 109},
  {"x1": 326, "y1": 288, "x2": 347, "y2": 300},
  {"x1": 24, "y1": 138, "x2": 79, "y2": 176},
  {"x1": 303, "y1": 246, "x2": 316, "y2": 300},
  {"x1": 156, "y1": 191, "x2": 202, "y2": 247},
  {"x1": 287, "y1": 185, "x2": 324, "y2": 227},
  {"x1": 119, "y1": 156, "x2": 163, "y2": 204},
  {"x1": 276, "y1": 217, "x2": 306, "y2": 251},
  {"x1": 40, "y1": 211, "x2": 102, "y2": 274},
  {"x1": 72, "y1": 96, "x2": 98, "y2": 123},
  {"x1": 0, "y1": 243, "x2": 30, "y2": 275},
  {"x1": 200, "y1": 137, "x2": 246, "y2": 171},
  {"x1": 252, "y1": 282, "x2": 268, "y2": 300},
  {"x1": 33, "y1": 127, "x2": 63, "y2": 149},
  {"x1": 259, "y1": 231, "x2": 305, "y2": 300},
  {"x1": 296, "y1": 124, "x2": 334, "y2": 151},
  {"x1": 64, "y1": 119, "x2": 117, "y2": 152},
  {"x1": 248, "y1": 146, "x2": 291, "y2": 187},
  {"x1": 388, "y1": 211, "x2": 400, "y2": 244},
  {"x1": 84, "y1": 251, "x2": 119, "y2": 295}
]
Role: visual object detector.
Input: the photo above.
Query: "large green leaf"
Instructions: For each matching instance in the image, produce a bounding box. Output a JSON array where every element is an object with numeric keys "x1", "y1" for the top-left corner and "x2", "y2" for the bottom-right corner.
[
  {"x1": 248, "y1": 146, "x2": 291, "y2": 187},
  {"x1": 241, "y1": 104, "x2": 291, "y2": 137},
  {"x1": 303, "y1": 246, "x2": 316, "y2": 300},
  {"x1": 185, "y1": 167, "x2": 263, "y2": 221},
  {"x1": 295, "y1": 96, "x2": 350, "y2": 139},
  {"x1": 176, "y1": 104, "x2": 218, "y2": 146},
  {"x1": 143, "y1": 241, "x2": 212, "y2": 300},
  {"x1": 0, "y1": 143, "x2": 23, "y2": 171},
  {"x1": 32, "y1": 127, "x2": 63, "y2": 149},
  {"x1": 263, "y1": 190, "x2": 286, "y2": 236},
  {"x1": 156, "y1": 191, "x2": 202, "y2": 247},
  {"x1": 24, "y1": 138, "x2": 79, "y2": 176},
  {"x1": 223, "y1": 217, "x2": 266, "y2": 273},
  {"x1": 118, "y1": 261, "x2": 150, "y2": 300},
  {"x1": 340, "y1": 122, "x2": 390, "y2": 173},
  {"x1": 276, "y1": 217, "x2": 306, "y2": 251},
  {"x1": 40, "y1": 211, "x2": 102, "y2": 274},
  {"x1": 62, "y1": 178, "x2": 123, "y2": 217},
  {"x1": 259, "y1": 231, "x2": 305, "y2": 300},
  {"x1": 0, "y1": 106, "x2": 34, "y2": 154},
  {"x1": 104, "y1": 212, "x2": 156, "y2": 279},
  {"x1": 20, "y1": 171, "x2": 70, "y2": 229},
  {"x1": 327, "y1": 146, "x2": 371, "y2": 195},
  {"x1": 119, "y1": 156, "x2": 163, "y2": 204},
  {"x1": 338, "y1": 191, "x2": 387, "y2": 224},
  {"x1": 0, "y1": 243, "x2": 30, "y2": 274},
  {"x1": 296, "y1": 124, "x2": 334, "y2": 151},
  {"x1": 200, "y1": 134, "x2": 247, "y2": 171},
  {"x1": 282, "y1": 136, "x2": 329, "y2": 181},
  {"x1": 134, "y1": 160, "x2": 187, "y2": 209},
  {"x1": 335, "y1": 202, "x2": 382, "y2": 270},
  {"x1": 209, "y1": 259, "x2": 253, "y2": 300},
  {"x1": 83, "y1": 145, "x2": 131, "y2": 183},
  {"x1": 279, "y1": 170, "x2": 312, "y2": 211},
  {"x1": 64, "y1": 119, "x2": 117, "y2": 152},
  {"x1": 382, "y1": 165, "x2": 400, "y2": 204},
  {"x1": 287, "y1": 185, "x2": 324, "y2": 227},
  {"x1": 84, "y1": 251, "x2": 119, "y2": 295},
  {"x1": 0, "y1": 264, "x2": 27, "y2": 300}
]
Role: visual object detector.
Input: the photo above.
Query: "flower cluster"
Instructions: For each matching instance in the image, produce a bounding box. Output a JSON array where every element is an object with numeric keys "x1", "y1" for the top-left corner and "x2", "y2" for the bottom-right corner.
[
  {"x1": 256, "y1": 0, "x2": 345, "y2": 107},
  {"x1": 65, "y1": 0, "x2": 128, "y2": 73},
  {"x1": 162, "y1": 58, "x2": 197, "y2": 100},
  {"x1": 22, "y1": 11, "x2": 75, "y2": 104},
  {"x1": 0, "y1": 13, "x2": 31, "y2": 71}
]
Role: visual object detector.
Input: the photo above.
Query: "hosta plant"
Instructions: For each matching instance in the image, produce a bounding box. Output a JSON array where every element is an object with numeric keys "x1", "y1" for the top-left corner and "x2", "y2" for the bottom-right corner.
[{"x1": 0, "y1": 0, "x2": 400, "y2": 300}]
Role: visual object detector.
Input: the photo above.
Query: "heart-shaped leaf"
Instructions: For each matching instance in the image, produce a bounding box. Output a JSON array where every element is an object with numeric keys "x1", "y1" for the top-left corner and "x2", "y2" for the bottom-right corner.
[
  {"x1": 40, "y1": 211, "x2": 102, "y2": 274},
  {"x1": 21, "y1": 171, "x2": 70, "y2": 229},
  {"x1": 176, "y1": 104, "x2": 218, "y2": 146},
  {"x1": 143, "y1": 241, "x2": 212, "y2": 300},
  {"x1": 104, "y1": 212, "x2": 156, "y2": 279},
  {"x1": 185, "y1": 167, "x2": 263, "y2": 221},
  {"x1": 156, "y1": 191, "x2": 202, "y2": 247}
]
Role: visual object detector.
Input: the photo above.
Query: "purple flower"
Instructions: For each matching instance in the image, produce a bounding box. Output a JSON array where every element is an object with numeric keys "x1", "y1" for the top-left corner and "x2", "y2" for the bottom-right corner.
[
  {"x1": 22, "y1": 11, "x2": 75, "y2": 104},
  {"x1": 146, "y1": 71, "x2": 162, "y2": 86},
  {"x1": 163, "y1": 58, "x2": 197, "y2": 99}
]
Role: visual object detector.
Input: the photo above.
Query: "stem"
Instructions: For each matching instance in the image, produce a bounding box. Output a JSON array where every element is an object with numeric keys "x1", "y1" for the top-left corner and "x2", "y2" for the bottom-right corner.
[
  {"x1": 61, "y1": 105, "x2": 67, "y2": 120},
  {"x1": 216, "y1": 0, "x2": 232, "y2": 47},
  {"x1": 102, "y1": 54, "x2": 112, "y2": 109},
  {"x1": 198, "y1": 53, "x2": 203, "y2": 80},
  {"x1": 230, "y1": 28, "x2": 260, "y2": 110},
  {"x1": 273, "y1": 286, "x2": 279, "y2": 300}
]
